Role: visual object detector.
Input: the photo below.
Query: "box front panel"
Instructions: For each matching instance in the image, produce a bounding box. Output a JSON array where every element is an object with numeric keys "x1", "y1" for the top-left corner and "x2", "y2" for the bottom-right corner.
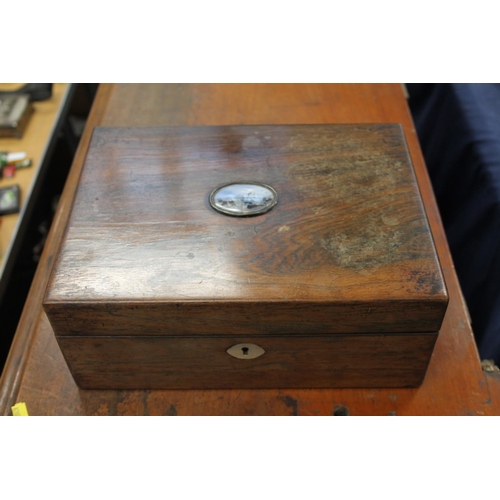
[{"x1": 57, "y1": 333, "x2": 438, "y2": 389}]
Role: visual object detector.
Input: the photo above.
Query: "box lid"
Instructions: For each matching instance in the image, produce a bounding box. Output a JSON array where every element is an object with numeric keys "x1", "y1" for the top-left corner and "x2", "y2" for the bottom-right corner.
[{"x1": 44, "y1": 125, "x2": 448, "y2": 336}]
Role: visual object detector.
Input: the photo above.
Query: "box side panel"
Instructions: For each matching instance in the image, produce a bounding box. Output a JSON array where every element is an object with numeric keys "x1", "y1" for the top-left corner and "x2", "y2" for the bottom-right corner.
[{"x1": 56, "y1": 333, "x2": 438, "y2": 389}]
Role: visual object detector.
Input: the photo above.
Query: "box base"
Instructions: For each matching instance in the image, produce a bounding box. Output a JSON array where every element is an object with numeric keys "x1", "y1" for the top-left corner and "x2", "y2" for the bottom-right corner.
[{"x1": 57, "y1": 333, "x2": 438, "y2": 389}]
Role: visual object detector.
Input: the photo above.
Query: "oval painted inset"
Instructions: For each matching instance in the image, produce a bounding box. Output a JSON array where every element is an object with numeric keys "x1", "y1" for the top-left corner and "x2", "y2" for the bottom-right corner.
[{"x1": 209, "y1": 182, "x2": 278, "y2": 217}]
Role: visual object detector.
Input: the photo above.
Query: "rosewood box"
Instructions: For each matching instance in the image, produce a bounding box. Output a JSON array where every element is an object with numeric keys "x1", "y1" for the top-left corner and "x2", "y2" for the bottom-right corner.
[{"x1": 43, "y1": 124, "x2": 448, "y2": 389}]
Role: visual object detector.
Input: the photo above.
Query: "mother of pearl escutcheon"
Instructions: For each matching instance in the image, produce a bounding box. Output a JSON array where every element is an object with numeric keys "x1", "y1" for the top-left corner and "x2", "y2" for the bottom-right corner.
[{"x1": 227, "y1": 343, "x2": 266, "y2": 359}]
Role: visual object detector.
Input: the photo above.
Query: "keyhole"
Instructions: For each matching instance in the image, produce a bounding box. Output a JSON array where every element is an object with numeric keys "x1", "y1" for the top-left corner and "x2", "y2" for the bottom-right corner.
[{"x1": 242, "y1": 347, "x2": 249, "y2": 356}]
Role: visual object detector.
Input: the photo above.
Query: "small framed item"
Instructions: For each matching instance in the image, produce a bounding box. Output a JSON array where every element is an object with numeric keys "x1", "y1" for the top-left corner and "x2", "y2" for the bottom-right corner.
[
  {"x1": 0, "y1": 185, "x2": 20, "y2": 215},
  {"x1": 0, "y1": 95, "x2": 34, "y2": 138}
]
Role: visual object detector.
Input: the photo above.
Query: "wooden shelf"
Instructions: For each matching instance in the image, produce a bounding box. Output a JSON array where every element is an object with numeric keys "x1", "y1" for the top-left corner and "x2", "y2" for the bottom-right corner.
[{"x1": 0, "y1": 83, "x2": 75, "y2": 303}]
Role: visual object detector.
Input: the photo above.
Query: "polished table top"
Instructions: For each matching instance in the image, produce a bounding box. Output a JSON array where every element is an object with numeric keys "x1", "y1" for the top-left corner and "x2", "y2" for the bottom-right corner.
[{"x1": 1, "y1": 83, "x2": 499, "y2": 415}]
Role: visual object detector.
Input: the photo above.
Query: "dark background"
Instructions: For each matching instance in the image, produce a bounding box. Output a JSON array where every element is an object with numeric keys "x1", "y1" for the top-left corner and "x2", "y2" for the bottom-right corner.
[{"x1": 0, "y1": 84, "x2": 96, "y2": 369}]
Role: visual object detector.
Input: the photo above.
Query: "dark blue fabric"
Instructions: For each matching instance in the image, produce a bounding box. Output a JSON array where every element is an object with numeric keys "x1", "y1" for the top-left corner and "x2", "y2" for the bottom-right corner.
[{"x1": 407, "y1": 84, "x2": 500, "y2": 364}]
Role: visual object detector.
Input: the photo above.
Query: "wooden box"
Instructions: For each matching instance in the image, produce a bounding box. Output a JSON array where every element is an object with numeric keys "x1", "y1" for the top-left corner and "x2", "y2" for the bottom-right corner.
[{"x1": 43, "y1": 125, "x2": 448, "y2": 389}]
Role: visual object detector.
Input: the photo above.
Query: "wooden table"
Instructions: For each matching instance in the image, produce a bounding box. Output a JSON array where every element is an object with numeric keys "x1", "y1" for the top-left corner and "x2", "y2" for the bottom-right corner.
[
  {"x1": 0, "y1": 83, "x2": 75, "y2": 304},
  {"x1": 1, "y1": 84, "x2": 498, "y2": 415}
]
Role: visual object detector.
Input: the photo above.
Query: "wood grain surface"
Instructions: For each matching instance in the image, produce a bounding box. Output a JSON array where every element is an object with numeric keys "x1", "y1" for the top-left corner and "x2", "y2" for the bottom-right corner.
[
  {"x1": 44, "y1": 124, "x2": 447, "y2": 338},
  {"x1": 57, "y1": 333, "x2": 437, "y2": 390},
  {"x1": 1, "y1": 84, "x2": 497, "y2": 415}
]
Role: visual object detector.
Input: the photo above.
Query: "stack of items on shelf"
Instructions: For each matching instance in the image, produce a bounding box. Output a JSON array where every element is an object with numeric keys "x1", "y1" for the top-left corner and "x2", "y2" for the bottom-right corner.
[{"x1": 0, "y1": 151, "x2": 31, "y2": 217}]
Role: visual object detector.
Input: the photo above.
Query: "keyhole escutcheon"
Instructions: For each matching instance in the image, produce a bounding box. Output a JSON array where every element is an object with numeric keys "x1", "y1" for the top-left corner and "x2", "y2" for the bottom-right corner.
[{"x1": 227, "y1": 343, "x2": 265, "y2": 360}]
